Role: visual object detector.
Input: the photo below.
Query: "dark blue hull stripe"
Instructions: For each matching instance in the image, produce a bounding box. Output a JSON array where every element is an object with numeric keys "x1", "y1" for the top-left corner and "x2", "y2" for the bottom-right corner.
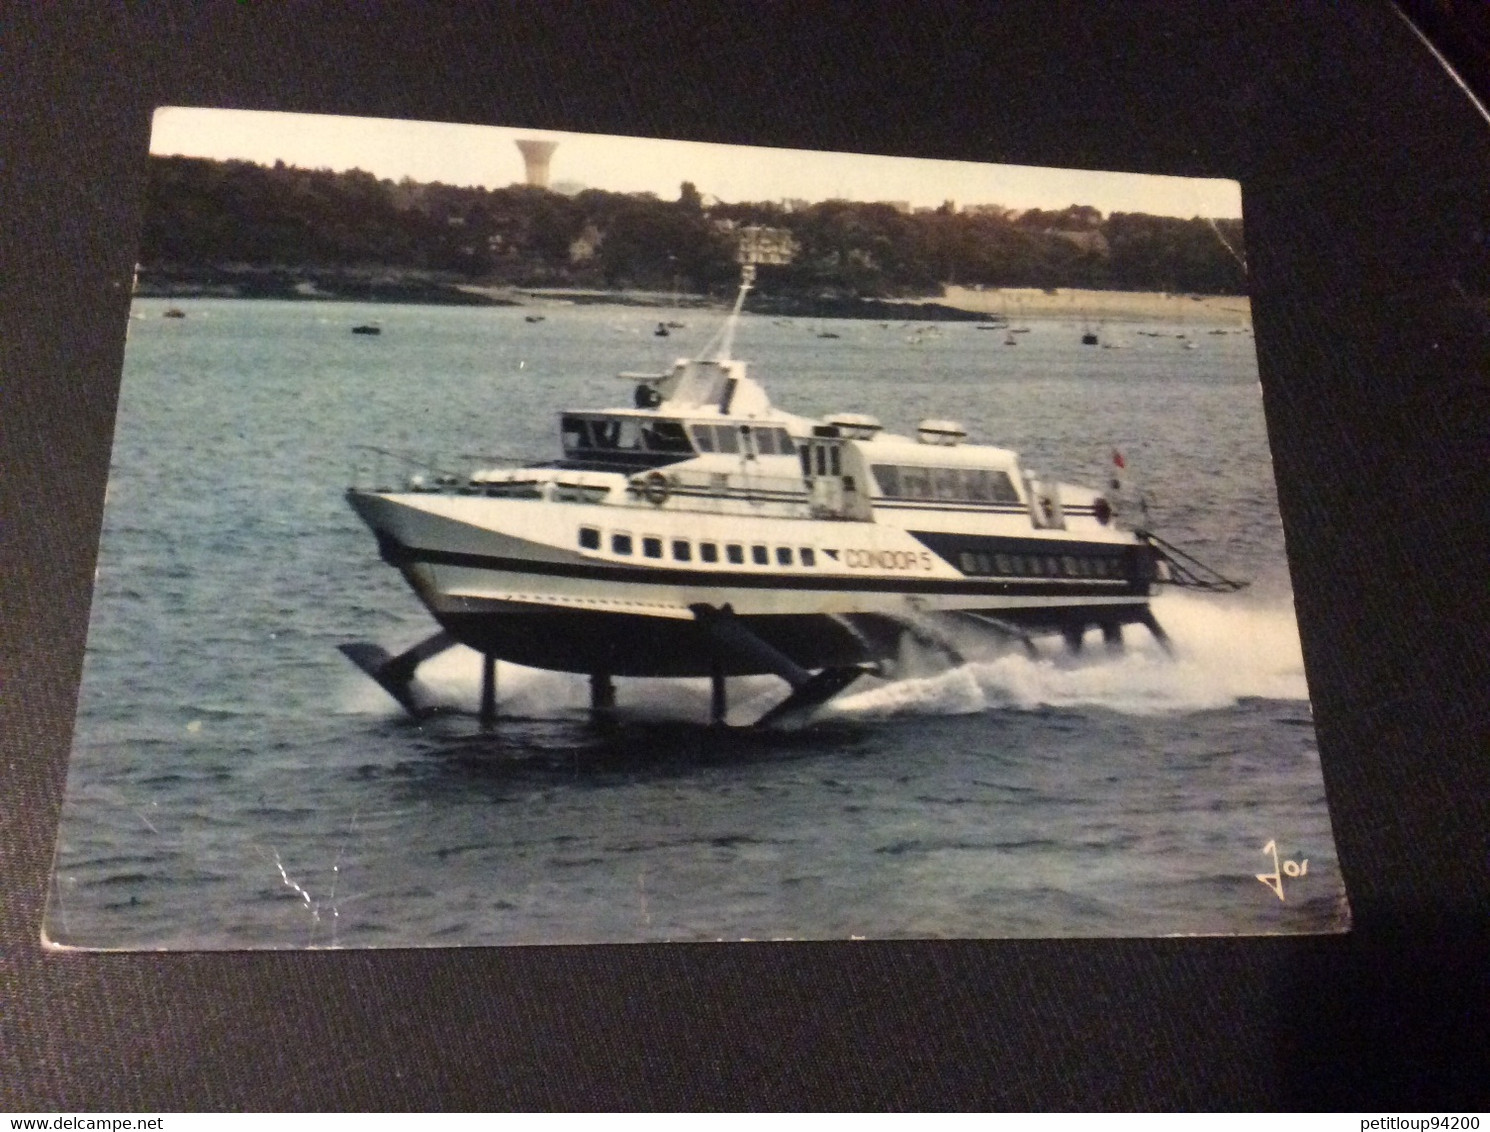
[{"x1": 383, "y1": 539, "x2": 1150, "y2": 599}]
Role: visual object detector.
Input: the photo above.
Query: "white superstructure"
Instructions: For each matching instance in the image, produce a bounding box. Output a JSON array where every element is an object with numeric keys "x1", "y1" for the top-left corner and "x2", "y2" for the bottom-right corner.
[{"x1": 342, "y1": 267, "x2": 1226, "y2": 725}]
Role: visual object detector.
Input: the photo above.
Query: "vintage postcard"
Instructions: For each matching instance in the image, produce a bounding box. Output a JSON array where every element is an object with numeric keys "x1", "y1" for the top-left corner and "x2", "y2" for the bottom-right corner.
[{"x1": 46, "y1": 109, "x2": 1346, "y2": 948}]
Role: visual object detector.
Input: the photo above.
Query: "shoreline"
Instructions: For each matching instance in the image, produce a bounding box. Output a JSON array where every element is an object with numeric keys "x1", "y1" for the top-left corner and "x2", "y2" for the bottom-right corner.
[{"x1": 133, "y1": 273, "x2": 1250, "y2": 324}]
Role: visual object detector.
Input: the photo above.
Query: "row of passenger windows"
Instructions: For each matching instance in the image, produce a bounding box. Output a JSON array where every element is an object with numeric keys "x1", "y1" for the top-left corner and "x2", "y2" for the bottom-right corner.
[
  {"x1": 958, "y1": 549, "x2": 1126, "y2": 579},
  {"x1": 579, "y1": 526, "x2": 817, "y2": 567},
  {"x1": 691, "y1": 423, "x2": 795, "y2": 456},
  {"x1": 873, "y1": 464, "x2": 1022, "y2": 504}
]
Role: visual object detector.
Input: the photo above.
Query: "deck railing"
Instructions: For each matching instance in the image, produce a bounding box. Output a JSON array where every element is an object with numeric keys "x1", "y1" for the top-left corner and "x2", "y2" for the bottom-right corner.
[
  {"x1": 346, "y1": 446, "x2": 528, "y2": 493},
  {"x1": 347, "y1": 448, "x2": 845, "y2": 519}
]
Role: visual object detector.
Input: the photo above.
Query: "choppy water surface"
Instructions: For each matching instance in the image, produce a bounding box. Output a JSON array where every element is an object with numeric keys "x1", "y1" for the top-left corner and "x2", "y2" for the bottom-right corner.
[{"x1": 47, "y1": 299, "x2": 1347, "y2": 947}]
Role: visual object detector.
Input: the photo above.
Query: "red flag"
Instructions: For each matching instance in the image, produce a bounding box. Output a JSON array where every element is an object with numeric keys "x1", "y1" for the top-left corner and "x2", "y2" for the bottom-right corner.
[{"x1": 1112, "y1": 449, "x2": 1126, "y2": 469}]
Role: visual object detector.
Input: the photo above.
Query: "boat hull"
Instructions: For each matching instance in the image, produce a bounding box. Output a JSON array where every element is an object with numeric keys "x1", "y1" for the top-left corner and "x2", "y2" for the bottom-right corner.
[
  {"x1": 348, "y1": 489, "x2": 1157, "y2": 677},
  {"x1": 428, "y1": 601, "x2": 1153, "y2": 677}
]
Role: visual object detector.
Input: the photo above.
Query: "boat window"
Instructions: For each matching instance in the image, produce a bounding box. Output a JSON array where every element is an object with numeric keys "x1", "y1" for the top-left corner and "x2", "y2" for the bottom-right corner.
[
  {"x1": 773, "y1": 428, "x2": 796, "y2": 454},
  {"x1": 899, "y1": 466, "x2": 933, "y2": 499},
  {"x1": 1062, "y1": 556, "x2": 1079, "y2": 576},
  {"x1": 612, "y1": 533, "x2": 633, "y2": 555},
  {"x1": 690, "y1": 425, "x2": 716, "y2": 453},
  {"x1": 752, "y1": 545, "x2": 769, "y2": 565},
  {"x1": 799, "y1": 447, "x2": 812, "y2": 477},
  {"x1": 726, "y1": 544, "x2": 744, "y2": 564},
  {"x1": 814, "y1": 447, "x2": 827, "y2": 476},
  {"x1": 643, "y1": 420, "x2": 694, "y2": 453},
  {"x1": 870, "y1": 464, "x2": 1020, "y2": 503},
  {"x1": 829, "y1": 447, "x2": 841, "y2": 476},
  {"x1": 715, "y1": 426, "x2": 740, "y2": 454},
  {"x1": 976, "y1": 552, "x2": 992, "y2": 574},
  {"x1": 578, "y1": 526, "x2": 600, "y2": 550},
  {"x1": 995, "y1": 553, "x2": 1012, "y2": 574},
  {"x1": 776, "y1": 546, "x2": 793, "y2": 566},
  {"x1": 562, "y1": 416, "x2": 591, "y2": 451},
  {"x1": 800, "y1": 548, "x2": 816, "y2": 567},
  {"x1": 933, "y1": 467, "x2": 962, "y2": 501},
  {"x1": 959, "y1": 551, "x2": 978, "y2": 574},
  {"x1": 991, "y1": 472, "x2": 1020, "y2": 503},
  {"x1": 588, "y1": 417, "x2": 643, "y2": 450},
  {"x1": 1045, "y1": 557, "x2": 1062, "y2": 577},
  {"x1": 672, "y1": 539, "x2": 692, "y2": 562},
  {"x1": 700, "y1": 542, "x2": 719, "y2": 563},
  {"x1": 643, "y1": 537, "x2": 663, "y2": 558},
  {"x1": 589, "y1": 419, "x2": 616, "y2": 448}
]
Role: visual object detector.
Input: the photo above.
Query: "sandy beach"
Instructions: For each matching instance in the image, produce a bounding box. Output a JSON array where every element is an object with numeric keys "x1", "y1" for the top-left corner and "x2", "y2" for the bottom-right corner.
[{"x1": 929, "y1": 285, "x2": 1252, "y2": 325}]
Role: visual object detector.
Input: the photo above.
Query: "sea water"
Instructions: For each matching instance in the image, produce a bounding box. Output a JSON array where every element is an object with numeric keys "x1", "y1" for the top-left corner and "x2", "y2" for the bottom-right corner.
[{"x1": 44, "y1": 299, "x2": 1346, "y2": 947}]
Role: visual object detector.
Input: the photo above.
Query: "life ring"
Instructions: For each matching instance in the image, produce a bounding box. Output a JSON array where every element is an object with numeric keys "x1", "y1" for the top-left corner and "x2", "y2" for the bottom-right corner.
[{"x1": 642, "y1": 471, "x2": 671, "y2": 506}]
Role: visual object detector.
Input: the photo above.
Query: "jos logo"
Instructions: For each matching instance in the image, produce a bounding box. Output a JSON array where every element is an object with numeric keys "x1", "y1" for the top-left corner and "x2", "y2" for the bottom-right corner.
[{"x1": 1256, "y1": 839, "x2": 1308, "y2": 901}]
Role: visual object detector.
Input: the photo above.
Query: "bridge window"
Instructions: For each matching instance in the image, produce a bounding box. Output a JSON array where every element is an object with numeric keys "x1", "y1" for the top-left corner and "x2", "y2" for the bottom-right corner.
[
  {"x1": 776, "y1": 546, "x2": 793, "y2": 566},
  {"x1": 672, "y1": 540, "x2": 692, "y2": 562},
  {"x1": 578, "y1": 526, "x2": 600, "y2": 550},
  {"x1": 700, "y1": 541, "x2": 719, "y2": 563},
  {"x1": 799, "y1": 548, "x2": 816, "y2": 567},
  {"x1": 641, "y1": 420, "x2": 694, "y2": 453},
  {"x1": 612, "y1": 533, "x2": 633, "y2": 555},
  {"x1": 715, "y1": 426, "x2": 740, "y2": 454},
  {"x1": 643, "y1": 537, "x2": 663, "y2": 558},
  {"x1": 690, "y1": 425, "x2": 716, "y2": 452},
  {"x1": 590, "y1": 418, "x2": 638, "y2": 450},
  {"x1": 752, "y1": 545, "x2": 769, "y2": 565},
  {"x1": 562, "y1": 416, "x2": 591, "y2": 450},
  {"x1": 726, "y1": 544, "x2": 744, "y2": 565},
  {"x1": 753, "y1": 427, "x2": 794, "y2": 455}
]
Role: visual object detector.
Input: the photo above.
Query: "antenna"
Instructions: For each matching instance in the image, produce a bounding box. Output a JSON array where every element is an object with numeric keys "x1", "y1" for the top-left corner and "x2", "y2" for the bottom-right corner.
[
  {"x1": 703, "y1": 226, "x2": 797, "y2": 362},
  {"x1": 712, "y1": 265, "x2": 755, "y2": 362}
]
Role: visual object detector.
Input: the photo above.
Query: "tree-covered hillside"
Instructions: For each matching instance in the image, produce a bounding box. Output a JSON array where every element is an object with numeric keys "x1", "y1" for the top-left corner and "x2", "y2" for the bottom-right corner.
[{"x1": 138, "y1": 156, "x2": 1247, "y2": 301}]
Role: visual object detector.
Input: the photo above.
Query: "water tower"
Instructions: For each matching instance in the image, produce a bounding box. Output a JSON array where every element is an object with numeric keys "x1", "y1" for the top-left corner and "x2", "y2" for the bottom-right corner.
[{"x1": 514, "y1": 139, "x2": 559, "y2": 189}]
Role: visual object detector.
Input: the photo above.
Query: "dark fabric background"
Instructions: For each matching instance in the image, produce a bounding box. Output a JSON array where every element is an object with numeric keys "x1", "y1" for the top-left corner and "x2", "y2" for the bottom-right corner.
[{"x1": 3, "y1": 1, "x2": 1487, "y2": 1110}]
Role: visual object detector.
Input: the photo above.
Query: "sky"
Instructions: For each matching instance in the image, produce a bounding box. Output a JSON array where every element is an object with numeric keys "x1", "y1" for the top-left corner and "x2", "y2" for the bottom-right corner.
[{"x1": 150, "y1": 107, "x2": 1242, "y2": 219}]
